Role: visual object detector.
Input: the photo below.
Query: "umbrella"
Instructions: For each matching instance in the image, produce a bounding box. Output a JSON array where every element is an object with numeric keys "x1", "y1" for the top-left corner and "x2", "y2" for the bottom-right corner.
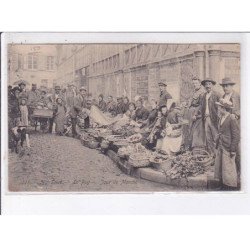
[{"x1": 13, "y1": 79, "x2": 30, "y2": 87}]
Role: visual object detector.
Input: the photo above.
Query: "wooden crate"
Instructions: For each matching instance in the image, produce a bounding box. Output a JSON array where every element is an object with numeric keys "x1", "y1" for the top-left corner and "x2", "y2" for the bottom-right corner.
[{"x1": 32, "y1": 109, "x2": 53, "y2": 118}]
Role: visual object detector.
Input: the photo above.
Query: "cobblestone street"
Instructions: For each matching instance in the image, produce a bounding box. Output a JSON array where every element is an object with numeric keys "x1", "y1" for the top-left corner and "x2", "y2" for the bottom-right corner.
[{"x1": 8, "y1": 132, "x2": 185, "y2": 192}]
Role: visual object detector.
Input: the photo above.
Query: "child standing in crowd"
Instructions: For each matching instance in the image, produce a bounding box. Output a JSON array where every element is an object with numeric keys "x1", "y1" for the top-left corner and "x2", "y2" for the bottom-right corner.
[
  {"x1": 19, "y1": 98, "x2": 29, "y2": 127},
  {"x1": 54, "y1": 98, "x2": 67, "y2": 136}
]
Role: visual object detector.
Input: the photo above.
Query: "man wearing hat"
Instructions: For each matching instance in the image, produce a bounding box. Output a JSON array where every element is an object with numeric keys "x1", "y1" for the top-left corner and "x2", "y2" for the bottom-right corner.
[
  {"x1": 158, "y1": 81, "x2": 172, "y2": 108},
  {"x1": 214, "y1": 99, "x2": 240, "y2": 190},
  {"x1": 220, "y1": 77, "x2": 240, "y2": 119},
  {"x1": 198, "y1": 78, "x2": 221, "y2": 156},
  {"x1": 66, "y1": 83, "x2": 77, "y2": 110},
  {"x1": 70, "y1": 86, "x2": 88, "y2": 137},
  {"x1": 27, "y1": 84, "x2": 39, "y2": 119}
]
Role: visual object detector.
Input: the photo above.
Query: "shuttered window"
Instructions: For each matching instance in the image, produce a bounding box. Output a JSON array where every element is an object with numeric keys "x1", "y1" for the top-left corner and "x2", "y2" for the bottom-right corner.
[{"x1": 28, "y1": 53, "x2": 38, "y2": 70}]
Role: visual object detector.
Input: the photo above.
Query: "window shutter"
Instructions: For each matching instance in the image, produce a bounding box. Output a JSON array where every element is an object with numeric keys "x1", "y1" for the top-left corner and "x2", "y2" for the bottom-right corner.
[{"x1": 23, "y1": 55, "x2": 27, "y2": 70}]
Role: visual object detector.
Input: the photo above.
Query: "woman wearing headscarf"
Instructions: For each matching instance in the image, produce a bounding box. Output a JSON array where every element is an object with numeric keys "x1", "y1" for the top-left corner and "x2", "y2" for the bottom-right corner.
[{"x1": 98, "y1": 94, "x2": 107, "y2": 112}]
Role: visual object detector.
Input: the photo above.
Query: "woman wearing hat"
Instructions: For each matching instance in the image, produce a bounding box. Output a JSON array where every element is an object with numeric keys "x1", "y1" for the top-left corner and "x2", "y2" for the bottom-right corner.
[{"x1": 214, "y1": 100, "x2": 240, "y2": 190}]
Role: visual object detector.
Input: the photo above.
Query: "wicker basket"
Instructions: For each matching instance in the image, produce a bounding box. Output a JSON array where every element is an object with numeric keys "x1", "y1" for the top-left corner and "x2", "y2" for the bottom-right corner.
[
  {"x1": 100, "y1": 140, "x2": 110, "y2": 149},
  {"x1": 87, "y1": 140, "x2": 100, "y2": 149},
  {"x1": 81, "y1": 136, "x2": 99, "y2": 149},
  {"x1": 128, "y1": 153, "x2": 150, "y2": 168},
  {"x1": 192, "y1": 149, "x2": 214, "y2": 167}
]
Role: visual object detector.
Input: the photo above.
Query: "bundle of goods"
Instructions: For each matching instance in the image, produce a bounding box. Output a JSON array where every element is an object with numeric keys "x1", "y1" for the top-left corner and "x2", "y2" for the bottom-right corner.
[
  {"x1": 192, "y1": 148, "x2": 214, "y2": 167},
  {"x1": 106, "y1": 134, "x2": 125, "y2": 142},
  {"x1": 164, "y1": 151, "x2": 205, "y2": 179},
  {"x1": 85, "y1": 128, "x2": 101, "y2": 139},
  {"x1": 80, "y1": 132, "x2": 100, "y2": 149},
  {"x1": 112, "y1": 126, "x2": 135, "y2": 137},
  {"x1": 128, "y1": 144, "x2": 152, "y2": 168},
  {"x1": 117, "y1": 143, "x2": 146, "y2": 159},
  {"x1": 127, "y1": 133, "x2": 142, "y2": 143},
  {"x1": 100, "y1": 139, "x2": 110, "y2": 150},
  {"x1": 98, "y1": 128, "x2": 113, "y2": 138},
  {"x1": 149, "y1": 152, "x2": 171, "y2": 170},
  {"x1": 89, "y1": 105, "x2": 119, "y2": 126},
  {"x1": 105, "y1": 134, "x2": 128, "y2": 147}
]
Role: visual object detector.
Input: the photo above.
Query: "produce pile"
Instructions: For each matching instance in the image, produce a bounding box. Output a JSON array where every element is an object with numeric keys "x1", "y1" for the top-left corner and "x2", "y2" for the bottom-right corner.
[
  {"x1": 118, "y1": 143, "x2": 148, "y2": 158},
  {"x1": 163, "y1": 151, "x2": 205, "y2": 179},
  {"x1": 78, "y1": 115, "x2": 211, "y2": 179}
]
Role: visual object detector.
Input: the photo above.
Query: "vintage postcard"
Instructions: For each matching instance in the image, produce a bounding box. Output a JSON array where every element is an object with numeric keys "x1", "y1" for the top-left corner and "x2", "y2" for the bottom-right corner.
[{"x1": 2, "y1": 36, "x2": 241, "y2": 193}]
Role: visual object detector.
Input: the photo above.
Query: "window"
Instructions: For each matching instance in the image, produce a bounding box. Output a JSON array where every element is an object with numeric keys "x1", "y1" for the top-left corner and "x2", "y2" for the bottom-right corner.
[
  {"x1": 18, "y1": 54, "x2": 23, "y2": 69},
  {"x1": 47, "y1": 56, "x2": 54, "y2": 70},
  {"x1": 28, "y1": 53, "x2": 38, "y2": 70}
]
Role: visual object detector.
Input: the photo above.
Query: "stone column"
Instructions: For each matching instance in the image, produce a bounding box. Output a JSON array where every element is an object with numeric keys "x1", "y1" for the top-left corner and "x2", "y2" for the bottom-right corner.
[
  {"x1": 147, "y1": 62, "x2": 160, "y2": 101},
  {"x1": 123, "y1": 69, "x2": 132, "y2": 100},
  {"x1": 193, "y1": 51, "x2": 205, "y2": 80},
  {"x1": 208, "y1": 48, "x2": 221, "y2": 83}
]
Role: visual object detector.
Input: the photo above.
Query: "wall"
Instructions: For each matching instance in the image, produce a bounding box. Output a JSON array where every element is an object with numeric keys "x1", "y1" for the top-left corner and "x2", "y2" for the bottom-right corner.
[
  {"x1": 8, "y1": 44, "x2": 57, "y2": 89},
  {"x1": 57, "y1": 44, "x2": 240, "y2": 103}
]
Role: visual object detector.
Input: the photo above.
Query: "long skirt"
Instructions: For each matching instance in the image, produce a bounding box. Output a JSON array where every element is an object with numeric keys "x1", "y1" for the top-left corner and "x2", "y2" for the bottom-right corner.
[
  {"x1": 214, "y1": 146, "x2": 238, "y2": 188},
  {"x1": 190, "y1": 118, "x2": 206, "y2": 148},
  {"x1": 160, "y1": 134, "x2": 183, "y2": 154},
  {"x1": 188, "y1": 107, "x2": 206, "y2": 149},
  {"x1": 54, "y1": 106, "x2": 66, "y2": 134}
]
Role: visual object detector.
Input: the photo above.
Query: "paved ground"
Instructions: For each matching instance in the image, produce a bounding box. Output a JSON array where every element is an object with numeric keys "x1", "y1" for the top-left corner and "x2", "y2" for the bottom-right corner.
[{"x1": 8, "y1": 132, "x2": 189, "y2": 192}]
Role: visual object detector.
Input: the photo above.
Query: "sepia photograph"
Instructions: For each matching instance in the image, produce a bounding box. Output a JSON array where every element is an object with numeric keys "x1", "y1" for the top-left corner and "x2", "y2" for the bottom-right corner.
[{"x1": 5, "y1": 42, "x2": 241, "y2": 192}]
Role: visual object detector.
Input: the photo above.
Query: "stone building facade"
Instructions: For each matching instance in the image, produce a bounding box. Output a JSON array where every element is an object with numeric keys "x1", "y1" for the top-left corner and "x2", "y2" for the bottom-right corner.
[
  {"x1": 8, "y1": 44, "x2": 57, "y2": 89},
  {"x1": 57, "y1": 44, "x2": 240, "y2": 103}
]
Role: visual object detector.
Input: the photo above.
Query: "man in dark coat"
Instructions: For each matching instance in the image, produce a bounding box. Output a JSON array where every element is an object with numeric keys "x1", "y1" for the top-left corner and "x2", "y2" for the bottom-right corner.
[
  {"x1": 106, "y1": 95, "x2": 117, "y2": 116},
  {"x1": 214, "y1": 100, "x2": 240, "y2": 190},
  {"x1": 220, "y1": 77, "x2": 240, "y2": 119},
  {"x1": 115, "y1": 97, "x2": 126, "y2": 115},
  {"x1": 198, "y1": 78, "x2": 221, "y2": 156},
  {"x1": 219, "y1": 77, "x2": 241, "y2": 182},
  {"x1": 158, "y1": 82, "x2": 172, "y2": 108}
]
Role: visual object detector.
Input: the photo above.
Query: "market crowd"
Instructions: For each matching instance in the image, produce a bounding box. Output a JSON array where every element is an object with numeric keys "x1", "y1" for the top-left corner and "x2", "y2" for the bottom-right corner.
[{"x1": 8, "y1": 76, "x2": 241, "y2": 190}]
